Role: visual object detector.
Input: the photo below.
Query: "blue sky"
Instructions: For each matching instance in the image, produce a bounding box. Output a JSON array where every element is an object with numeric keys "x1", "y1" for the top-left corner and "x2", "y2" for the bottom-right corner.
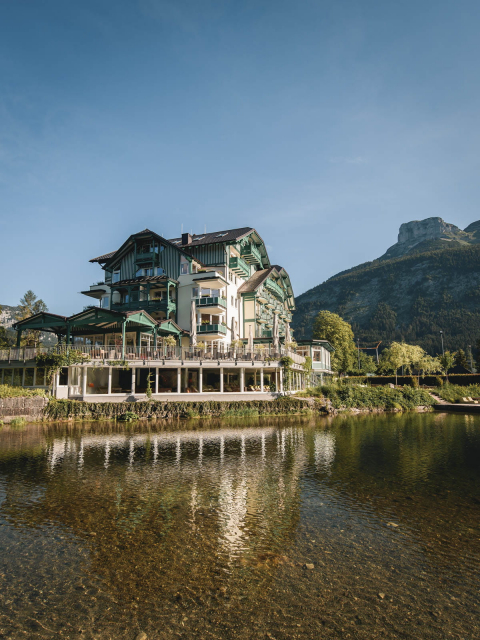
[{"x1": 1, "y1": 0, "x2": 479, "y2": 314}]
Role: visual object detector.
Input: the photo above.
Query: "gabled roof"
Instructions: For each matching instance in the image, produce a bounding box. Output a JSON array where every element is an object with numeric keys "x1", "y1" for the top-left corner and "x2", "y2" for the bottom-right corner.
[
  {"x1": 237, "y1": 267, "x2": 277, "y2": 294},
  {"x1": 89, "y1": 228, "x2": 204, "y2": 265},
  {"x1": 13, "y1": 312, "x2": 68, "y2": 330},
  {"x1": 90, "y1": 250, "x2": 116, "y2": 263},
  {"x1": 168, "y1": 227, "x2": 254, "y2": 247}
]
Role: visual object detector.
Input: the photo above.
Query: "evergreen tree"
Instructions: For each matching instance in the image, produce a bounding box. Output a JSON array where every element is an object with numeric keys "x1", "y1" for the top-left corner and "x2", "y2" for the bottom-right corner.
[
  {"x1": 16, "y1": 291, "x2": 48, "y2": 347},
  {"x1": 454, "y1": 349, "x2": 469, "y2": 370}
]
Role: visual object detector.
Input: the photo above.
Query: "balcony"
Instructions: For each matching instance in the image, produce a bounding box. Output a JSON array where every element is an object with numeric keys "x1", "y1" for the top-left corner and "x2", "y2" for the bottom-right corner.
[
  {"x1": 265, "y1": 278, "x2": 285, "y2": 300},
  {"x1": 111, "y1": 299, "x2": 175, "y2": 313},
  {"x1": 197, "y1": 323, "x2": 228, "y2": 335},
  {"x1": 229, "y1": 256, "x2": 250, "y2": 278},
  {"x1": 195, "y1": 296, "x2": 227, "y2": 314},
  {"x1": 135, "y1": 251, "x2": 155, "y2": 264},
  {"x1": 193, "y1": 271, "x2": 227, "y2": 288},
  {"x1": 241, "y1": 243, "x2": 262, "y2": 266}
]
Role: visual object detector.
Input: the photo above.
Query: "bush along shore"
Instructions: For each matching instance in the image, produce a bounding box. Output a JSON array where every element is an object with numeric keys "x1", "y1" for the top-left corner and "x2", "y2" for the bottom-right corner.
[
  {"x1": 298, "y1": 382, "x2": 435, "y2": 412},
  {"x1": 0, "y1": 382, "x2": 436, "y2": 424},
  {"x1": 43, "y1": 396, "x2": 323, "y2": 421}
]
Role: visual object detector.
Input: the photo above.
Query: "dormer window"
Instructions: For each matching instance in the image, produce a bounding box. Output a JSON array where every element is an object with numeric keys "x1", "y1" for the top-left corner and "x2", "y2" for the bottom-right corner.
[{"x1": 216, "y1": 233, "x2": 227, "y2": 238}]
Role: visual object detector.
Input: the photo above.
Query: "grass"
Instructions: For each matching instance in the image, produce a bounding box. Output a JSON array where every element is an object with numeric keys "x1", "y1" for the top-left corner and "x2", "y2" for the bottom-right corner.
[
  {"x1": 297, "y1": 380, "x2": 435, "y2": 411},
  {"x1": 0, "y1": 385, "x2": 47, "y2": 399},
  {"x1": 435, "y1": 383, "x2": 480, "y2": 403},
  {"x1": 8, "y1": 417, "x2": 27, "y2": 429}
]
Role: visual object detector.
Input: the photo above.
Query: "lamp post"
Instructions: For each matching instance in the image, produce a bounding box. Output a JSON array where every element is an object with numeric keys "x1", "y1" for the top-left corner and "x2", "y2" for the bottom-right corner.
[
  {"x1": 468, "y1": 345, "x2": 474, "y2": 372},
  {"x1": 440, "y1": 331, "x2": 444, "y2": 356}
]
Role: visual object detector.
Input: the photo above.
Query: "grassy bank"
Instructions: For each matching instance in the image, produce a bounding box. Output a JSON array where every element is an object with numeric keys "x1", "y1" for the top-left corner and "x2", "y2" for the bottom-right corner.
[
  {"x1": 435, "y1": 384, "x2": 480, "y2": 403},
  {"x1": 298, "y1": 381, "x2": 435, "y2": 411},
  {"x1": 43, "y1": 396, "x2": 322, "y2": 421}
]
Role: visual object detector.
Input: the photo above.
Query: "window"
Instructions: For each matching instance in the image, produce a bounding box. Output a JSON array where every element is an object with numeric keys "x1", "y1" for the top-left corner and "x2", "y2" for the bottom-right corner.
[
  {"x1": 235, "y1": 298, "x2": 238, "y2": 308},
  {"x1": 191, "y1": 263, "x2": 198, "y2": 273},
  {"x1": 231, "y1": 296, "x2": 234, "y2": 306},
  {"x1": 216, "y1": 232, "x2": 227, "y2": 237},
  {"x1": 136, "y1": 267, "x2": 154, "y2": 277},
  {"x1": 196, "y1": 236, "x2": 205, "y2": 241},
  {"x1": 155, "y1": 267, "x2": 165, "y2": 276},
  {"x1": 112, "y1": 270, "x2": 121, "y2": 283},
  {"x1": 180, "y1": 263, "x2": 189, "y2": 275},
  {"x1": 101, "y1": 296, "x2": 109, "y2": 309},
  {"x1": 192, "y1": 287, "x2": 199, "y2": 298}
]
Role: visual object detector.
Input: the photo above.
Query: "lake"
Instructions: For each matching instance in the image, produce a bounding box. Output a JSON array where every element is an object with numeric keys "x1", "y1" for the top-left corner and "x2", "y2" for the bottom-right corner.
[{"x1": 0, "y1": 412, "x2": 479, "y2": 639}]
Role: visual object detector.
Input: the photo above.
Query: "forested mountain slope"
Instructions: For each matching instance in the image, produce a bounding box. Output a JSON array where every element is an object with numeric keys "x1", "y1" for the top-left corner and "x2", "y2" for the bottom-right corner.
[{"x1": 293, "y1": 218, "x2": 480, "y2": 354}]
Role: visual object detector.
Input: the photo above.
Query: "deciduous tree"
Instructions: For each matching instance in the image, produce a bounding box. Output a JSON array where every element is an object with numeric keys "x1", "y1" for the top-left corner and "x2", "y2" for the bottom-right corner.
[{"x1": 312, "y1": 311, "x2": 356, "y2": 374}]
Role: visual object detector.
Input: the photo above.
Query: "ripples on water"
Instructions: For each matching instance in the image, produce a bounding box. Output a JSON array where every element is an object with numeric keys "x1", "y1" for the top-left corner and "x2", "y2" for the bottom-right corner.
[{"x1": 0, "y1": 412, "x2": 479, "y2": 639}]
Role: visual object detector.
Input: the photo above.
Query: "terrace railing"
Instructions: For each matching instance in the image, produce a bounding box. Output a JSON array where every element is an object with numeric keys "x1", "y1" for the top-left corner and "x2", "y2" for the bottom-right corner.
[{"x1": 0, "y1": 345, "x2": 306, "y2": 366}]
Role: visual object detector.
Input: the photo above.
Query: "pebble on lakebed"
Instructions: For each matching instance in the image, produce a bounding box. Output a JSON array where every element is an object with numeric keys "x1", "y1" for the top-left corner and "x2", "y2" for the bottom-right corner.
[
  {"x1": 303, "y1": 563, "x2": 315, "y2": 570},
  {"x1": 135, "y1": 632, "x2": 147, "y2": 640}
]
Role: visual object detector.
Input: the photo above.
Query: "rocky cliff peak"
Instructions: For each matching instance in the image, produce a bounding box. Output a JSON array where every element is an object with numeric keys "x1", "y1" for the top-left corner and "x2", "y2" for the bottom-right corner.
[
  {"x1": 380, "y1": 217, "x2": 477, "y2": 261},
  {"x1": 397, "y1": 217, "x2": 461, "y2": 245}
]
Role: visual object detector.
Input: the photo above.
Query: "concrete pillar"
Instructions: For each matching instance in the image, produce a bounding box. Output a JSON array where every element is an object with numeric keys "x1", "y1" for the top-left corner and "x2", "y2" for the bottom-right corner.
[
  {"x1": 279, "y1": 368, "x2": 284, "y2": 393},
  {"x1": 199, "y1": 367, "x2": 203, "y2": 393},
  {"x1": 260, "y1": 368, "x2": 264, "y2": 392},
  {"x1": 108, "y1": 367, "x2": 112, "y2": 395},
  {"x1": 155, "y1": 367, "x2": 159, "y2": 394},
  {"x1": 177, "y1": 367, "x2": 181, "y2": 393},
  {"x1": 131, "y1": 368, "x2": 136, "y2": 395},
  {"x1": 240, "y1": 368, "x2": 245, "y2": 393},
  {"x1": 220, "y1": 367, "x2": 224, "y2": 393},
  {"x1": 82, "y1": 367, "x2": 87, "y2": 397}
]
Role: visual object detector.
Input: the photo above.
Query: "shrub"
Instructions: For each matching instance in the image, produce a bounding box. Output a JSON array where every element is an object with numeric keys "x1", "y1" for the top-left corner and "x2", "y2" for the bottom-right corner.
[
  {"x1": 9, "y1": 417, "x2": 27, "y2": 429},
  {"x1": 301, "y1": 380, "x2": 434, "y2": 410},
  {"x1": 0, "y1": 385, "x2": 47, "y2": 399},
  {"x1": 436, "y1": 384, "x2": 480, "y2": 403},
  {"x1": 118, "y1": 412, "x2": 139, "y2": 422}
]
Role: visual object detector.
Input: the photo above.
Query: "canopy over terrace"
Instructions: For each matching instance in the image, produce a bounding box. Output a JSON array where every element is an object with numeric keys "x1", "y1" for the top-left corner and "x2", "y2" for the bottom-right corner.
[{"x1": 13, "y1": 308, "x2": 184, "y2": 357}]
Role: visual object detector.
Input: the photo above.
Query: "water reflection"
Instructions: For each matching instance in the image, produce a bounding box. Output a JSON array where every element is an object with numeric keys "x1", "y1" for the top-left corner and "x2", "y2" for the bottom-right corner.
[{"x1": 0, "y1": 414, "x2": 479, "y2": 640}]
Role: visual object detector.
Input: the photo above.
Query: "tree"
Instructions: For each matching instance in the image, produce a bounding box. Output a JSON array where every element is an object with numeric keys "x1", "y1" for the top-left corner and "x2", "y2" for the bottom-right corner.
[
  {"x1": 454, "y1": 349, "x2": 469, "y2": 370},
  {"x1": 348, "y1": 351, "x2": 377, "y2": 375},
  {"x1": 312, "y1": 310, "x2": 356, "y2": 374},
  {"x1": 378, "y1": 342, "x2": 425, "y2": 385},
  {"x1": 415, "y1": 353, "x2": 441, "y2": 381},
  {"x1": 439, "y1": 350, "x2": 455, "y2": 382},
  {"x1": 16, "y1": 290, "x2": 48, "y2": 347}
]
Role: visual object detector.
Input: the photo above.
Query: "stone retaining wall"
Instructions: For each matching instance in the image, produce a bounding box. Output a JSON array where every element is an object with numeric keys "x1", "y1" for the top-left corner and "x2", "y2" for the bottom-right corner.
[{"x1": 0, "y1": 397, "x2": 49, "y2": 421}]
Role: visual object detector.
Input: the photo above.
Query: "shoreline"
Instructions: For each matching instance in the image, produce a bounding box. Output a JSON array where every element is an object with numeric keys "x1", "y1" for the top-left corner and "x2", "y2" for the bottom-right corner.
[{"x1": 0, "y1": 395, "x2": 435, "y2": 424}]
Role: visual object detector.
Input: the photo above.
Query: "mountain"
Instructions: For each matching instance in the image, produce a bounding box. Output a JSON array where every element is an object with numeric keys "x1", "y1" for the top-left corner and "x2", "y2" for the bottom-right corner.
[
  {"x1": 0, "y1": 305, "x2": 20, "y2": 328},
  {"x1": 292, "y1": 217, "x2": 480, "y2": 355}
]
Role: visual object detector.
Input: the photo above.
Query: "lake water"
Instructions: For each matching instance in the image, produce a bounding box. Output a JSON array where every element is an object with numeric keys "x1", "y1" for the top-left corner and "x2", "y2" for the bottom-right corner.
[{"x1": 0, "y1": 412, "x2": 479, "y2": 640}]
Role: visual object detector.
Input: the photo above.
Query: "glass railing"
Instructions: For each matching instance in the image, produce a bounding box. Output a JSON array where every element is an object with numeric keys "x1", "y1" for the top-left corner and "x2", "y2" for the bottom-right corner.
[
  {"x1": 197, "y1": 324, "x2": 228, "y2": 335},
  {"x1": 195, "y1": 297, "x2": 227, "y2": 308},
  {"x1": 0, "y1": 344, "x2": 306, "y2": 365}
]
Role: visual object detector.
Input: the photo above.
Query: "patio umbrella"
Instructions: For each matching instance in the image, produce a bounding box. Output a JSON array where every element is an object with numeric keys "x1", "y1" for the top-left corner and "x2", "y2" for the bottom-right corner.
[
  {"x1": 231, "y1": 316, "x2": 237, "y2": 343},
  {"x1": 190, "y1": 299, "x2": 197, "y2": 347},
  {"x1": 273, "y1": 313, "x2": 279, "y2": 352},
  {"x1": 248, "y1": 323, "x2": 254, "y2": 354},
  {"x1": 285, "y1": 322, "x2": 292, "y2": 346}
]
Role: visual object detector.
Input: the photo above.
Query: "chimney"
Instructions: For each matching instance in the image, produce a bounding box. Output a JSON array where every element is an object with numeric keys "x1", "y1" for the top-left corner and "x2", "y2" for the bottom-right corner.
[{"x1": 182, "y1": 232, "x2": 192, "y2": 245}]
